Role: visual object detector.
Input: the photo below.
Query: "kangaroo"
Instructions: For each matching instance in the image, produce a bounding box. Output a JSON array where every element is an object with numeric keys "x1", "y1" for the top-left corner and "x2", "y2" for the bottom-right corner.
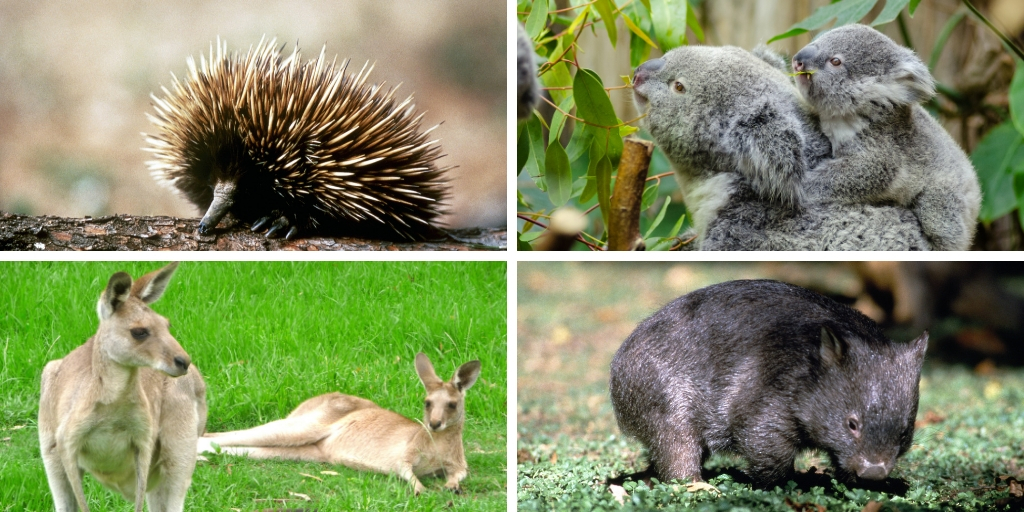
[
  {"x1": 38, "y1": 262, "x2": 208, "y2": 512},
  {"x1": 199, "y1": 353, "x2": 481, "y2": 495}
]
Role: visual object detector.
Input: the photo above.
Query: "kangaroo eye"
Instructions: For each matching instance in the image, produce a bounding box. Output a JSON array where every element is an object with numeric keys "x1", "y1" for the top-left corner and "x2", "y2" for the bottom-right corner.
[
  {"x1": 830, "y1": 57, "x2": 842, "y2": 67},
  {"x1": 130, "y1": 328, "x2": 149, "y2": 341},
  {"x1": 424, "y1": 400, "x2": 431, "y2": 408},
  {"x1": 673, "y1": 81, "x2": 685, "y2": 93},
  {"x1": 448, "y1": 402, "x2": 457, "y2": 410}
]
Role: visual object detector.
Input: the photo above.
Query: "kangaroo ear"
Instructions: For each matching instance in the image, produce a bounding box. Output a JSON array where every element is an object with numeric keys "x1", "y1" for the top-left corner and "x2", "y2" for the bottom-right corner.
[
  {"x1": 819, "y1": 326, "x2": 845, "y2": 366},
  {"x1": 98, "y1": 272, "x2": 133, "y2": 319},
  {"x1": 131, "y1": 261, "x2": 179, "y2": 304},
  {"x1": 452, "y1": 360, "x2": 481, "y2": 392},
  {"x1": 415, "y1": 353, "x2": 442, "y2": 387}
]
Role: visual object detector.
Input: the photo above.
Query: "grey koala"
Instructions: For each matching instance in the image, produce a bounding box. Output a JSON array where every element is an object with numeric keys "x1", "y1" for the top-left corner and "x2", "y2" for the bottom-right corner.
[
  {"x1": 610, "y1": 279, "x2": 928, "y2": 488},
  {"x1": 517, "y1": 23, "x2": 540, "y2": 119},
  {"x1": 793, "y1": 24, "x2": 981, "y2": 251},
  {"x1": 632, "y1": 45, "x2": 931, "y2": 250}
]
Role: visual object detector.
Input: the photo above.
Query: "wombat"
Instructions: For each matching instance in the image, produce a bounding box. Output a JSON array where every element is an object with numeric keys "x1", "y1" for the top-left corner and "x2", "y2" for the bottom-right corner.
[{"x1": 609, "y1": 280, "x2": 927, "y2": 488}]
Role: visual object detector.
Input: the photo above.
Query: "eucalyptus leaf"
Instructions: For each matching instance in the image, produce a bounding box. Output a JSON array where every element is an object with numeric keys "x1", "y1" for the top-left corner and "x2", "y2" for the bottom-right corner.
[
  {"x1": 545, "y1": 142, "x2": 573, "y2": 207},
  {"x1": 525, "y1": 0, "x2": 549, "y2": 39},
  {"x1": 971, "y1": 122, "x2": 1022, "y2": 222},
  {"x1": 768, "y1": 0, "x2": 877, "y2": 43}
]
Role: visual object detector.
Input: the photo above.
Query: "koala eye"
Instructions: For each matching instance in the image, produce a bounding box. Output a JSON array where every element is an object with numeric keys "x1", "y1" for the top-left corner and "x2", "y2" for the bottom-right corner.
[
  {"x1": 829, "y1": 57, "x2": 842, "y2": 67},
  {"x1": 130, "y1": 327, "x2": 149, "y2": 341},
  {"x1": 847, "y1": 415, "x2": 861, "y2": 437},
  {"x1": 673, "y1": 80, "x2": 685, "y2": 93}
]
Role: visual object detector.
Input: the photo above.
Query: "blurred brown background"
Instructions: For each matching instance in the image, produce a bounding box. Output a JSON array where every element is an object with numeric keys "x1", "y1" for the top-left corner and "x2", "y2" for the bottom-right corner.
[{"x1": 0, "y1": 0, "x2": 505, "y2": 228}]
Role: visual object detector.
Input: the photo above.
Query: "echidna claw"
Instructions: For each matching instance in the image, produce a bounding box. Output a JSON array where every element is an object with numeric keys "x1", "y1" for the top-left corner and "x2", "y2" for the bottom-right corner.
[
  {"x1": 250, "y1": 216, "x2": 272, "y2": 232},
  {"x1": 285, "y1": 226, "x2": 300, "y2": 240},
  {"x1": 264, "y1": 216, "x2": 291, "y2": 238}
]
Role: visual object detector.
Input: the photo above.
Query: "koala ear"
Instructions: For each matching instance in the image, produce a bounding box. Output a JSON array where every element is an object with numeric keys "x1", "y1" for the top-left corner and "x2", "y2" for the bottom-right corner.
[
  {"x1": 751, "y1": 44, "x2": 788, "y2": 73},
  {"x1": 889, "y1": 56, "x2": 935, "y2": 104},
  {"x1": 726, "y1": 99, "x2": 806, "y2": 208}
]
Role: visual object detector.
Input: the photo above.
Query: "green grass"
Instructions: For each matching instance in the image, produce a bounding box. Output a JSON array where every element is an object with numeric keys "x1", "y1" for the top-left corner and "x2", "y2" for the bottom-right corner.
[
  {"x1": 517, "y1": 262, "x2": 1024, "y2": 511},
  {"x1": 0, "y1": 261, "x2": 507, "y2": 511}
]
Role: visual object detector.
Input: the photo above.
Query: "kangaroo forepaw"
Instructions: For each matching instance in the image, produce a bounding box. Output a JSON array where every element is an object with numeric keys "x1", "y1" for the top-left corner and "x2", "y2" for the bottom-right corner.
[{"x1": 445, "y1": 483, "x2": 462, "y2": 494}]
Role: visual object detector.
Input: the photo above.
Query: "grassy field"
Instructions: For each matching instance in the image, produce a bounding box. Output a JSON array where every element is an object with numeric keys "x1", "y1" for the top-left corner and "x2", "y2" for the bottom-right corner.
[
  {"x1": 517, "y1": 262, "x2": 1024, "y2": 511},
  {"x1": 0, "y1": 261, "x2": 507, "y2": 511}
]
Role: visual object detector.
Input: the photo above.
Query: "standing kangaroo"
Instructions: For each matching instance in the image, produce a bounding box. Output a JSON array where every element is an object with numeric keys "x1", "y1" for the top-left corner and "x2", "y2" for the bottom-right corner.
[
  {"x1": 38, "y1": 262, "x2": 208, "y2": 512},
  {"x1": 199, "y1": 353, "x2": 481, "y2": 495}
]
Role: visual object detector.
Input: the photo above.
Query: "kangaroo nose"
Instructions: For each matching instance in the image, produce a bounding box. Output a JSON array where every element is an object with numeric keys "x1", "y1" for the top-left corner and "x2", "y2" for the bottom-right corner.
[
  {"x1": 430, "y1": 421, "x2": 442, "y2": 431},
  {"x1": 173, "y1": 356, "x2": 190, "y2": 372},
  {"x1": 633, "y1": 58, "x2": 665, "y2": 87}
]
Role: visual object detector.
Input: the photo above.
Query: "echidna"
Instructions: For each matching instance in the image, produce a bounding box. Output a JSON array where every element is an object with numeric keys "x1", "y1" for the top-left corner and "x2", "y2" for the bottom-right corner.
[{"x1": 144, "y1": 37, "x2": 449, "y2": 240}]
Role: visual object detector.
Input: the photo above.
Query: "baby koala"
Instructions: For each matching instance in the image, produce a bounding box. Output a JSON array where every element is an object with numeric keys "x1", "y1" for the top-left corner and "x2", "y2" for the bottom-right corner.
[{"x1": 792, "y1": 24, "x2": 981, "y2": 251}]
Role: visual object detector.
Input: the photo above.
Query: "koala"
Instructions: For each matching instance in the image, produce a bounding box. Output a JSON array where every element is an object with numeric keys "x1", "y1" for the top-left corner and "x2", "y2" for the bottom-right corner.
[
  {"x1": 517, "y1": 23, "x2": 541, "y2": 119},
  {"x1": 632, "y1": 45, "x2": 931, "y2": 250},
  {"x1": 793, "y1": 24, "x2": 981, "y2": 251}
]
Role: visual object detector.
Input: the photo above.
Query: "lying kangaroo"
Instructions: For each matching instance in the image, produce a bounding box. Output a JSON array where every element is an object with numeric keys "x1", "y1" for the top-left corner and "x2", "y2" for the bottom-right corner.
[
  {"x1": 39, "y1": 262, "x2": 208, "y2": 512},
  {"x1": 199, "y1": 353, "x2": 481, "y2": 495}
]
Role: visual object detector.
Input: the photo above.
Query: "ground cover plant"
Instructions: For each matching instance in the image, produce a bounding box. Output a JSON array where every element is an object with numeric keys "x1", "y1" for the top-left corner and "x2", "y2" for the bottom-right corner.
[
  {"x1": 0, "y1": 261, "x2": 507, "y2": 511},
  {"x1": 517, "y1": 262, "x2": 1024, "y2": 511}
]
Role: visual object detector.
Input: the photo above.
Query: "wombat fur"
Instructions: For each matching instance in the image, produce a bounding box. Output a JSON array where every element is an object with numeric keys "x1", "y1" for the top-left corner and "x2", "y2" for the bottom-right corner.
[{"x1": 610, "y1": 280, "x2": 928, "y2": 488}]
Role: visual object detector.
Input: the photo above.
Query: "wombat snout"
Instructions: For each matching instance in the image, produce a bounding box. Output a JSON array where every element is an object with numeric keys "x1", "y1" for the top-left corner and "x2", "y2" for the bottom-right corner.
[{"x1": 610, "y1": 279, "x2": 927, "y2": 488}]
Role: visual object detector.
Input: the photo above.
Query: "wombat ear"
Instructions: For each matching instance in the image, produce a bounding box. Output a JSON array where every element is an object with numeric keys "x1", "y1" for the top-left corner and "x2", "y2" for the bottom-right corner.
[
  {"x1": 906, "y1": 331, "x2": 928, "y2": 364},
  {"x1": 819, "y1": 326, "x2": 844, "y2": 366}
]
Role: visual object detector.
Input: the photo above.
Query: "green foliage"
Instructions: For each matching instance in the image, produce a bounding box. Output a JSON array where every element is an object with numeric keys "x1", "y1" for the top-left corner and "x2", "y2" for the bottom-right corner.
[
  {"x1": 972, "y1": 61, "x2": 1024, "y2": 225},
  {"x1": 517, "y1": 0, "x2": 698, "y2": 250},
  {"x1": 0, "y1": 262, "x2": 507, "y2": 511},
  {"x1": 518, "y1": 366, "x2": 1024, "y2": 511},
  {"x1": 768, "y1": 0, "x2": 920, "y2": 43}
]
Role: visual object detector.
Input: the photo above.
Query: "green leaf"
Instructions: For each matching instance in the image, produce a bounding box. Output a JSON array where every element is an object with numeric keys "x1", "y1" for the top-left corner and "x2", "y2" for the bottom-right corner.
[
  {"x1": 685, "y1": 1, "x2": 704, "y2": 44},
  {"x1": 566, "y1": 123, "x2": 595, "y2": 163},
  {"x1": 972, "y1": 122, "x2": 1023, "y2": 222},
  {"x1": 909, "y1": 0, "x2": 921, "y2": 14},
  {"x1": 1010, "y1": 59, "x2": 1024, "y2": 137},
  {"x1": 768, "y1": 0, "x2": 877, "y2": 43},
  {"x1": 525, "y1": 0, "x2": 549, "y2": 39},
  {"x1": 573, "y1": 69, "x2": 618, "y2": 127},
  {"x1": 871, "y1": 0, "x2": 911, "y2": 26},
  {"x1": 596, "y1": 155, "x2": 613, "y2": 227},
  {"x1": 644, "y1": 196, "x2": 671, "y2": 239},
  {"x1": 649, "y1": 0, "x2": 689, "y2": 51},
  {"x1": 517, "y1": 232, "x2": 534, "y2": 251},
  {"x1": 524, "y1": 114, "x2": 546, "y2": 185},
  {"x1": 640, "y1": 183, "x2": 658, "y2": 212},
  {"x1": 549, "y1": 95, "x2": 576, "y2": 146},
  {"x1": 622, "y1": 10, "x2": 658, "y2": 49},
  {"x1": 580, "y1": 142, "x2": 604, "y2": 203},
  {"x1": 545, "y1": 141, "x2": 572, "y2": 207},
  {"x1": 620, "y1": 125, "x2": 640, "y2": 137},
  {"x1": 593, "y1": 0, "x2": 618, "y2": 48},
  {"x1": 517, "y1": 123, "x2": 530, "y2": 177},
  {"x1": 543, "y1": 62, "x2": 573, "y2": 105}
]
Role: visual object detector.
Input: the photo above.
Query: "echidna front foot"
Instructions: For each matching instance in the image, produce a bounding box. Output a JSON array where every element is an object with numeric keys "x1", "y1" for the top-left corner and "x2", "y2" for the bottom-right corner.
[{"x1": 251, "y1": 214, "x2": 299, "y2": 240}]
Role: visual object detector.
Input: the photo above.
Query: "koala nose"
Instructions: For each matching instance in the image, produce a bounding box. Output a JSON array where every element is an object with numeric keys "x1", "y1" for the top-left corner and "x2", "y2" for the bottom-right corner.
[
  {"x1": 792, "y1": 47, "x2": 816, "y2": 72},
  {"x1": 633, "y1": 58, "x2": 665, "y2": 87}
]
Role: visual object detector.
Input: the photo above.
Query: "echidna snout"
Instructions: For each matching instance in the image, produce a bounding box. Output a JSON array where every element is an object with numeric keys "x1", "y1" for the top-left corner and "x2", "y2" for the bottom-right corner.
[{"x1": 145, "y1": 37, "x2": 449, "y2": 241}]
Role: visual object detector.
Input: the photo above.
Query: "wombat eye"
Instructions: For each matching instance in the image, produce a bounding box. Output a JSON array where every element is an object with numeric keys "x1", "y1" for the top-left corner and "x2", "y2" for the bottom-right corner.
[
  {"x1": 130, "y1": 327, "x2": 149, "y2": 341},
  {"x1": 673, "y1": 81, "x2": 685, "y2": 93},
  {"x1": 829, "y1": 57, "x2": 842, "y2": 67},
  {"x1": 847, "y1": 416, "x2": 861, "y2": 436}
]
